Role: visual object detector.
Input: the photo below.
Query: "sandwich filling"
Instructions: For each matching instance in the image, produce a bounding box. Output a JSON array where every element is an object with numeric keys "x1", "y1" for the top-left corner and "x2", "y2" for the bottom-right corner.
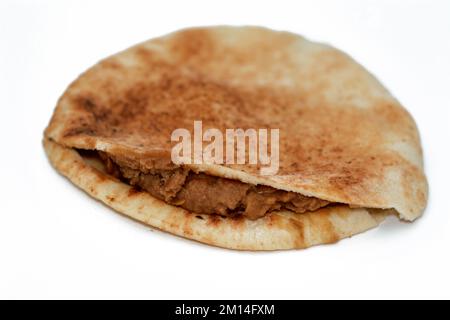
[{"x1": 96, "y1": 151, "x2": 330, "y2": 220}]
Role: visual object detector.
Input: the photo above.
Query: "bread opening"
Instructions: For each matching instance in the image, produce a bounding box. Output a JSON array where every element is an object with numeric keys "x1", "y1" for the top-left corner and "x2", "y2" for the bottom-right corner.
[{"x1": 78, "y1": 149, "x2": 332, "y2": 220}]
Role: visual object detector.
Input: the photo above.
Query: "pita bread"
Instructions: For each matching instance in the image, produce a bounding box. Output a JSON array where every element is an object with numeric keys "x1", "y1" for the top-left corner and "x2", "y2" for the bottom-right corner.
[{"x1": 44, "y1": 26, "x2": 427, "y2": 250}]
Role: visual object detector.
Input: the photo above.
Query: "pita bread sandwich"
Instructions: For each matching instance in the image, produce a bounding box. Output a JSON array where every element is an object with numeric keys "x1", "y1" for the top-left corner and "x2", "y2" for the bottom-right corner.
[{"x1": 44, "y1": 26, "x2": 428, "y2": 250}]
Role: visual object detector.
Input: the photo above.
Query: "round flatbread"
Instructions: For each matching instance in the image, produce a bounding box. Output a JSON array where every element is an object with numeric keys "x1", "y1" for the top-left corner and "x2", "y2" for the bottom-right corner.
[{"x1": 44, "y1": 26, "x2": 427, "y2": 250}]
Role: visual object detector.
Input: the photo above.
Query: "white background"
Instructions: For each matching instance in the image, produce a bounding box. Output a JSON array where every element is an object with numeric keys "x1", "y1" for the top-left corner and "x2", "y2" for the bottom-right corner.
[{"x1": 1, "y1": 0, "x2": 449, "y2": 299}]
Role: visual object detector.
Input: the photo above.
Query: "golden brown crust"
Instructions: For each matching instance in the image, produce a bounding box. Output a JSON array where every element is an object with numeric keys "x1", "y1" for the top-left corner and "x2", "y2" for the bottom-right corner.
[{"x1": 44, "y1": 26, "x2": 428, "y2": 222}]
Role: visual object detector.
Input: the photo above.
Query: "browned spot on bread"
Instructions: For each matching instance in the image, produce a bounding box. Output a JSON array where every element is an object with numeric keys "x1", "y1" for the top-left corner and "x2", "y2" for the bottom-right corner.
[
  {"x1": 206, "y1": 214, "x2": 221, "y2": 227},
  {"x1": 44, "y1": 26, "x2": 427, "y2": 225},
  {"x1": 99, "y1": 59, "x2": 123, "y2": 70},
  {"x1": 288, "y1": 217, "x2": 306, "y2": 248},
  {"x1": 168, "y1": 28, "x2": 215, "y2": 65},
  {"x1": 229, "y1": 215, "x2": 246, "y2": 229},
  {"x1": 63, "y1": 127, "x2": 96, "y2": 138},
  {"x1": 95, "y1": 173, "x2": 107, "y2": 183},
  {"x1": 182, "y1": 213, "x2": 194, "y2": 236},
  {"x1": 128, "y1": 187, "x2": 142, "y2": 197}
]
